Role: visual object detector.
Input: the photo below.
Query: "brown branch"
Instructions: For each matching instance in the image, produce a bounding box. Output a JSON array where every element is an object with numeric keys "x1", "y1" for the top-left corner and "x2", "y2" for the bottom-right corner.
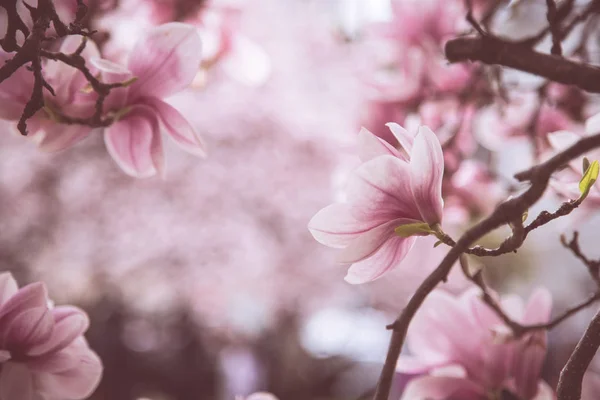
[
  {"x1": 460, "y1": 255, "x2": 600, "y2": 337},
  {"x1": 546, "y1": 0, "x2": 562, "y2": 56},
  {"x1": 561, "y1": 231, "x2": 600, "y2": 285},
  {"x1": 556, "y1": 306, "x2": 600, "y2": 400},
  {"x1": 373, "y1": 131, "x2": 600, "y2": 400},
  {"x1": 445, "y1": 35, "x2": 600, "y2": 93}
]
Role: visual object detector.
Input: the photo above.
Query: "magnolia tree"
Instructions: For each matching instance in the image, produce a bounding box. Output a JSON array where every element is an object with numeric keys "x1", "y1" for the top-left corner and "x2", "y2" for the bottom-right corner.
[{"x1": 4, "y1": 0, "x2": 600, "y2": 399}]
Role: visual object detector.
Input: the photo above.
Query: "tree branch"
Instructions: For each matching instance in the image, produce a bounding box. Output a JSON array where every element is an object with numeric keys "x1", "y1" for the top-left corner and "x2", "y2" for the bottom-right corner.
[
  {"x1": 556, "y1": 306, "x2": 600, "y2": 400},
  {"x1": 445, "y1": 36, "x2": 600, "y2": 93}
]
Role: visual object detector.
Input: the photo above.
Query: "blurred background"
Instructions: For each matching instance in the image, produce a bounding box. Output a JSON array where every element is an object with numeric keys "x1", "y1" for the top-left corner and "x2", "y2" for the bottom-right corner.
[{"x1": 3, "y1": 0, "x2": 600, "y2": 399}]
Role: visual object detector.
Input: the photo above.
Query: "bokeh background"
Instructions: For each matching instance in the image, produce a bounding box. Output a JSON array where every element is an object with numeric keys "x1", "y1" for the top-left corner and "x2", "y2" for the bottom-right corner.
[{"x1": 2, "y1": 0, "x2": 600, "y2": 399}]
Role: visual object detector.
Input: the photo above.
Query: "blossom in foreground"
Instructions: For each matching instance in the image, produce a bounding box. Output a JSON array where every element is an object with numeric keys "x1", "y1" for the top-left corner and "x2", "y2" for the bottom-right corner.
[
  {"x1": 308, "y1": 124, "x2": 444, "y2": 284},
  {"x1": 93, "y1": 22, "x2": 206, "y2": 177},
  {"x1": 398, "y1": 288, "x2": 553, "y2": 400},
  {"x1": 0, "y1": 272, "x2": 102, "y2": 399}
]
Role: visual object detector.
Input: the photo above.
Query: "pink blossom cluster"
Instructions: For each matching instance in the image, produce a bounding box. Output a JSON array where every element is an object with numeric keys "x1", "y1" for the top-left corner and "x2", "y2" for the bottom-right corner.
[{"x1": 0, "y1": 272, "x2": 101, "y2": 399}]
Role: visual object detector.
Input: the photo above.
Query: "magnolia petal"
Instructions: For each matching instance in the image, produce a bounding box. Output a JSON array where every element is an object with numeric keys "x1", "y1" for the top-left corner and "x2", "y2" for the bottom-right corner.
[
  {"x1": 0, "y1": 51, "x2": 34, "y2": 120},
  {"x1": 245, "y1": 393, "x2": 279, "y2": 400},
  {"x1": 3, "y1": 307, "x2": 54, "y2": 351},
  {"x1": 308, "y1": 203, "x2": 381, "y2": 248},
  {"x1": 29, "y1": 306, "x2": 89, "y2": 357},
  {"x1": 33, "y1": 124, "x2": 91, "y2": 153},
  {"x1": 408, "y1": 290, "x2": 480, "y2": 368},
  {"x1": 0, "y1": 283, "x2": 48, "y2": 323},
  {"x1": 400, "y1": 376, "x2": 485, "y2": 400},
  {"x1": 0, "y1": 272, "x2": 18, "y2": 306},
  {"x1": 523, "y1": 287, "x2": 552, "y2": 325},
  {"x1": 396, "y1": 356, "x2": 452, "y2": 374},
  {"x1": 144, "y1": 97, "x2": 206, "y2": 157},
  {"x1": 128, "y1": 22, "x2": 202, "y2": 100},
  {"x1": 357, "y1": 127, "x2": 402, "y2": 162},
  {"x1": 386, "y1": 122, "x2": 414, "y2": 155},
  {"x1": 586, "y1": 112, "x2": 600, "y2": 136},
  {"x1": 346, "y1": 155, "x2": 421, "y2": 223},
  {"x1": 344, "y1": 235, "x2": 416, "y2": 284},
  {"x1": 547, "y1": 130, "x2": 579, "y2": 152},
  {"x1": 221, "y1": 34, "x2": 271, "y2": 87},
  {"x1": 532, "y1": 381, "x2": 556, "y2": 400},
  {"x1": 338, "y1": 218, "x2": 420, "y2": 264},
  {"x1": 104, "y1": 107, "x2": 164, "y2": 178},
  {"x1": 0, "y1": 362, "x2": 34, "y2": 400},
  {"x1": 34, "y1": 342, "x2": 103, "y2": 400},
  {"x1": 512, "y1": 334, "x2": 547, "y2": 400},
  {"x1": 410, "y1": 126, "x2": 444, "y2": 225}
]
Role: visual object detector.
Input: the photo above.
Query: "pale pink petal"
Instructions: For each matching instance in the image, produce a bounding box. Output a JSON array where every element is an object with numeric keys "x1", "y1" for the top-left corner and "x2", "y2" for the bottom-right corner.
[
  {"x1": 512, "y1": 333, "x2": 547, "y2": 400},
  {"x1": 585, "y1": 112, "x2": 600, "y2": 136},
  {"x1": 346, "y1": 155, "x2": 421, "y2": 223},
  {"x1": 144, "y1": 97, "x2": 206, "y2": 157},
  {"x1": 410, "y1": 126, "x2": 444, "y2": 225},
  {"x1": 89, "y1": 57, "x2": 132, "y2": 110},
  {"x1": 104, "y1": 106, "x2": 164, "y2": 178},
  {"x1": 0, "y1": 362, "x2": 34, "y2": 400},
  {"x1": 396, "y1": 356, "x2": 453, "y2": 374},
  {"x1": 386, "y1": 122, "x2": 414, "y2": 155},
  {"x1": 522, "y1": 287, "x2": 553, "y2": 325},
  {"x1": 31, "y1": 124, "x2": 92, "y2": 152},
  {"x1": 0, "y1": 51, "x2": 34, "y2": 120},
  {"x1": 344, "y1": 235, "x2": 416, "y2": 284},
  {"x1": 547, "y1": 130, "x2": 579, "y2": 152},
  {"x1": 338, "y1": 218, "x2": 421, "y2": 264},
  {"x1": 29, "y1": 306, "x2": 89, "y2": 357},
  {"x1": 400, "y1": 376, "x2": 485, "y2": 400},
  {"x1": 308, "y1": 203, "x2": 381, "y2": 248},
  {"x1": 532, "y1": 381, "x2": 556, "y2": 400},
  {"x1": 221, "y1": 35, "x2": 271, "y2": 87},
  {"x1": 128, "y1": 22, "x2": 202, "y2": 100},
  {"x1": 34, "y1": 342, "x2": 102, "y2": 400},
  {"x1": 245, "y1": 393, "x2": 279, "y2": 400},
  {"x1": 0, "y1": 283, "x2": 48, "y2": 322},
  {"x1": 3, "y1": 307, "x2": 53, "y2": 351},
  {"x1": 408, "y1": 290, "x2": 481, "y2": 368},
  {"x1": 0, "y1": 272, "x2": 18, "y2": 306},
  {"x1": 357, "y1": 127, "x2": 402, "y2": 162}
]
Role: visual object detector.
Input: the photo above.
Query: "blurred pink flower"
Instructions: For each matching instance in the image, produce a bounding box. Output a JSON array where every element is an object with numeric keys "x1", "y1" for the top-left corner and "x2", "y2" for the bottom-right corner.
[
  {"x1": 308, "y1": 124, "x2": 444, "y2": 284},
  {"x1": 398, "y1": 288, "x2": 554, "y2": 400},
  {"x1": 94, "y1": 22, "x2": 206, "y2": 177},
  {"x1": 0, "y1": 272, "x2": 102, "y2": 400}
]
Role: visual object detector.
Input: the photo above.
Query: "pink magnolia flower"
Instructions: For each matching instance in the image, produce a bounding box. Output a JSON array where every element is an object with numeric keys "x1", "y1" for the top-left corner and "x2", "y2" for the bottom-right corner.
[
  {"x1": 90, "y1": 22, "x2": 206, "y2": 178},
  {"x1": 398, "y1": 288, "x2": 554, "y2": 400},
  {"x1": 308, "y1": 123, "x2": 444, "y2": 284},
  {"x1": 0, "y1": 272, "x2": 102, "y2": 400}
]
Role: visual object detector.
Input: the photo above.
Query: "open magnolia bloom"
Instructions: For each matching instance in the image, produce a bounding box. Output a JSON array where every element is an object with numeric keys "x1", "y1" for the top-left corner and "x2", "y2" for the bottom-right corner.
[
  {"x1": 91, "y1": 22, "x2": 207, "y2": 178},
  {"x1": 398, "y1": 288, "x2": 554, "y2": 400},
  {"x1": 308, "y1": 123, "x2": 444, "y2": 284},
  {"x1": 0, "y1": 272, "x2": 102, "y2": 400}
]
